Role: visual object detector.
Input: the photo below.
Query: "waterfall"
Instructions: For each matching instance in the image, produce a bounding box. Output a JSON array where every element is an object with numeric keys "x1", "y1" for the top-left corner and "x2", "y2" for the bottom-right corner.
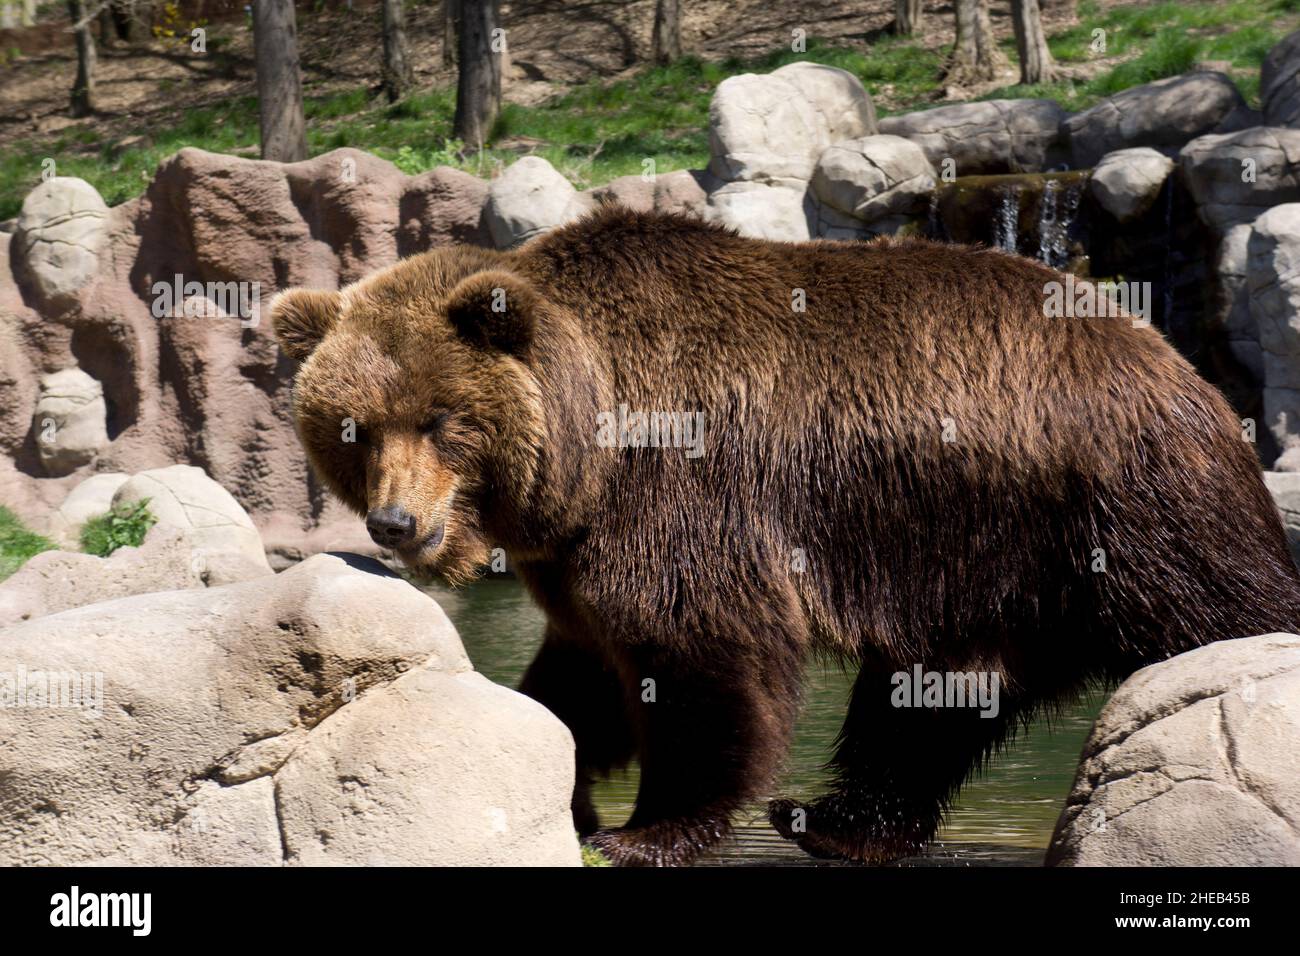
[
  {"x1": 1037, "y1": 179, "x2": 1081, "y2": 269},
  {"x1": 994, "y1": 187, "x2": 1020, "y2": 253}
]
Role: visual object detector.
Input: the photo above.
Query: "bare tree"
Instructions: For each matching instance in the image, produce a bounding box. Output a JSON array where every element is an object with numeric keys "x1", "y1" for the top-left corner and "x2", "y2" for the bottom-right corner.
[
  {"x1": 381, "y1": 0, "x2": 414, "y2": 101},
  {"x1": 443, "y1": 0, "x2": 458, "y2": 69},
  {"x1": 894, "y1": 0, "x2": 922, "y2": 36},
  {"x1": 1011, "y1": 0, "x2": 1056, "y2": 84},
  {"x1": 651, "y1": 0, "x2": 681, "y2": 64},
  {"x1": 947, "y1": 0, "x2": 1006, "y2": 84},
  {"x1": 98, "y1": 2, "x2": 117, "y2": 49},
  {"x1": 453, "y1": 0, "x2": 501, "y2": 148},
  {"x1": 68, "y1": 0, "x2": 97, "y2": 117},
  {"x1": 253, "y1": 0, "x2": 308, "y2": 162}
]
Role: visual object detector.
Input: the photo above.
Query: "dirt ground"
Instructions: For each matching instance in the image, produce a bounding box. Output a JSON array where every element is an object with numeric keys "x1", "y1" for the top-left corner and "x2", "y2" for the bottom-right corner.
[{"x1": 0, "y1": 0, "x2": 1101, "y2": 156}]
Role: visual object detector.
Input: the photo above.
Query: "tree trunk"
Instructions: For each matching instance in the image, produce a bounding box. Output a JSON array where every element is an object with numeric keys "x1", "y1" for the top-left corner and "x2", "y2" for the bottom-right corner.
[
  {"x1": 381, "y1": 0, "x2": 414, "y2": 101},
  {"x1": 253, "y1": 0, "x2": 308, "y2": 162},
  {"x1": 443, "y1": 0, "x2": 457, "y2": 69},
  {"x1": 651, "y1": 0, "x2": 681, "y2": 64},
  {"x1": 948, "y1": 0, "x2": 1005, "y2": 84},
  {"x1": 22, "y1": 0, "x2": 36, "y2": 27},
  {"x1": 99, "y1": 4, "x2": 118, "y2": 49},
  {"x1": 1012, "y1": 0, "x2": 1056, "y2": 84},
  {"x1": 894, "y1": 0, "x2": 922, "y2": 36},
  {"x1": 68, "y1": 0, "x2": 97, "y2": 117},
  {"x1": 453, "y1": 0, "x2": 501, "y2": 148}
]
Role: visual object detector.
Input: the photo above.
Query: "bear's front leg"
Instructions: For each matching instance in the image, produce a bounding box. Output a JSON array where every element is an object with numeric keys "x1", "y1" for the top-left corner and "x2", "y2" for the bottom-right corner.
[
  {"x1": 518, "y1": 625, "x2": 637, "y2": 837},
  {"x1": 585, "y1": 640, "x2": 803, "y2": 866}
]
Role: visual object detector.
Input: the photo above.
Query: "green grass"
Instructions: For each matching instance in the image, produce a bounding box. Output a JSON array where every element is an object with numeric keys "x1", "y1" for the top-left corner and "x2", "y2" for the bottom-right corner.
[
  {"x1": 2, "y1": 0, "x2": 1296, "y2": 220},
  {"x1": 986, "y1": 0, "x2": 1295, "y2": 109},
  {"x1": 0, "y1": 505, "x2": 55, "y2": 582},
  {"x1": 79, "y1": 498, "x2": 156, "y2": 557}
]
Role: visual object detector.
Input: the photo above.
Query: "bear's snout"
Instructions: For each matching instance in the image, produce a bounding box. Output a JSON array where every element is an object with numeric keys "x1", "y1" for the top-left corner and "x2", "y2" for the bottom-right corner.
[{"x1": 366, "y1": 505, "x2": 417, "y2": 548}]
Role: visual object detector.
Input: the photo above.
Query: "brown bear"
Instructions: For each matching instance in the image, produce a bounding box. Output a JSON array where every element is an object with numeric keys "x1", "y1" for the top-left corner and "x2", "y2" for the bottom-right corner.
[{"x1": 270, "y1": 206, "x2": 1300, "y2": 866}]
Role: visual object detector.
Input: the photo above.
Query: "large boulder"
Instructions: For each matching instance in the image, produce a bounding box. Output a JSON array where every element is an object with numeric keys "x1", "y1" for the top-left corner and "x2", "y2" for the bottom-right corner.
[
  {"x1": 1065, "y1": 71, "x2": 1245, "y2": 169},
  {"x1": 1179, "y1": 126, "x2": 1300, "y2": 231},
  {"x1": 1088, "y1": 147, "x2": 1173, "y2": 222},
  {"x1": 275, "y1": 665, "x2": 577, "y2": 865},
  {"x1": 32, "y1": 367, "x2": 109, "y2": 476},
  {"x1": 708, "y1": 62, "x2": 877, "y2": 187},
  {"x1": 150, "y1": 147, "x2": 413, "y2": 291},
  {"x1": 0, "y1": 553, "x2": 580, "y2": 866},
  {"x1": 399, "y1": 165, "x2": 491, "y2": 253},
  {"x1": 1264, "y1": 471, "x2": 1300, "y2": 566},
  {"x1": 112, "y1": 464, "x2": 272, "y2": 580},
  {"x1": 1048, "y1": 633, "x2": 1300, "y2": 866},
  {"x1": 810, "y1": 135, "x2": 936, "y2": 226},
  {"x1": 1249, "y1": 205, "x2": 1300, "y2": 469},
  {"x1": 705, "y1": 181, "x2": 812, "y2": 242},
  {"x1": 878, "y1": 99, "x2": 1068, "y2": 175},
  {"x1": 1218, "y1": 222, "x2": 1264, "y2": 382},
  {"x1": 44, "y1": 471, "x2": 130, "y2": 548},
  {"x1": 13, "y1": 177, "x2": 109, "y2": 313},
  {"x1": 1262, "y1": 29, "x2": 1300, "y2": 129},
  {"x1": 586, "y1": 169, "x2": 715, "y2": 217},
  {"x1": 484, "y1": 156, "x2": 588, "y2": 248},
  {"x1": 649, "y1": 169, "x2": 717, "y2": 215}
]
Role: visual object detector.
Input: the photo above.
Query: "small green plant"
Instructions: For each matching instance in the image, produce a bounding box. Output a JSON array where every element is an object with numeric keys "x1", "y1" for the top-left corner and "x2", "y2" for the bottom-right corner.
[
  {"x1": 392, "y1": 140, "x2": 466, "y2": 175},
  {"x1": 580, "y1": 843, "x2": 611, "y2": 867},
  {"x1": 80, "y1": 499, "x2": 157, "y2": 557},
  {"x1": 0, "y1": 506, "x2": 56, "y2": 582}
]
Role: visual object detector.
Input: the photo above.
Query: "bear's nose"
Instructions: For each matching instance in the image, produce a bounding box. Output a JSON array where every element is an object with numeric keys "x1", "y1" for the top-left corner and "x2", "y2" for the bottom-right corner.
[{"x1": 366, "y1": 505, "x2": 417, "y2": 548}]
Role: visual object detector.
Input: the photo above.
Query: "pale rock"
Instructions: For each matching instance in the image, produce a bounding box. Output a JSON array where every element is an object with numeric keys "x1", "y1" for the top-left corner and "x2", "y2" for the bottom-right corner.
[
  {"x1": 1048, "y1": 634, "x2": 1300, "y2": 866},
  {"x1": 1088, "y1": 147, "x2": 1173, "y2": 222},
  {"x1": 112, "y1": 464, "x2": 272, "y2": 579},
  {"x1": 32, "y1": 367, "x2": 108, "y2": 476}
]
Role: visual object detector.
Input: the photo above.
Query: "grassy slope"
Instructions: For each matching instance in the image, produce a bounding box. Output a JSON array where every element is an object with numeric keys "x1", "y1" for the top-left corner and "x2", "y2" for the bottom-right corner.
[{"x1": 1, "y1": 0, "x2": 1297, "y2": 220}]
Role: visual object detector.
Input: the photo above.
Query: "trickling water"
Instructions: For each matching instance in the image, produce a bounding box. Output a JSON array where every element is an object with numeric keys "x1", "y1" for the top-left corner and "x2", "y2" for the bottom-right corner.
[
  {"x1": 1035, "y1": 179, "x2": 1081, "y2": 269},
  {"x1": 994, "y1": 187, "x2": 1020, "y2": 253}
]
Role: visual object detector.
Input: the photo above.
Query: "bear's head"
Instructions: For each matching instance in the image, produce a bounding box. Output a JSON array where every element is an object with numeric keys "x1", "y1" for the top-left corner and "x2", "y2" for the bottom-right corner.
[{"x1": 270, "y1": 250, "x2": 550, "y2": 585}]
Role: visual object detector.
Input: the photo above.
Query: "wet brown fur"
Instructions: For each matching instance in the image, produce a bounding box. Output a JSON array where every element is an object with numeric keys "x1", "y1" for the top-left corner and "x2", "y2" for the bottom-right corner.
[{"x1": 272, "y1": 206, "x2": 1300, "y2": 866}]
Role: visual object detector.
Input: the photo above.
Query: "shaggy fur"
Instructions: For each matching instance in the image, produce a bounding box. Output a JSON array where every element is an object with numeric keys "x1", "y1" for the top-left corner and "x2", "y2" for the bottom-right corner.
[{"x1": 272, "y1": 206, "x2": 1300, "y2": 866}]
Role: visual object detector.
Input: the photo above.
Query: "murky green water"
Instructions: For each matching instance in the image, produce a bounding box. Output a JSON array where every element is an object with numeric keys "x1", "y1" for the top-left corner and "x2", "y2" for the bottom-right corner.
[{"x1": 423, "y1": 577, "x2": 1107, "y2": 866}]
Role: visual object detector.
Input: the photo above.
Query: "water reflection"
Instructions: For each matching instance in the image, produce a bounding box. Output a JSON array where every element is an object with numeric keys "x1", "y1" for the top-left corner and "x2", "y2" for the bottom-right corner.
[{"x1": 424, "y1": 577, "x2": 1106, "y2": 866}]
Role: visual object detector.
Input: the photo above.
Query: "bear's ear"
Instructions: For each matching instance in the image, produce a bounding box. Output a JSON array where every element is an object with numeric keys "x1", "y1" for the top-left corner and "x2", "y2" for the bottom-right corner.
[
  {"x1": 270, "y1": 288, "x2": 341, "y2": 360},
  {"x1": 445, "y1": 271, "x2": 539, "y2": 356}
]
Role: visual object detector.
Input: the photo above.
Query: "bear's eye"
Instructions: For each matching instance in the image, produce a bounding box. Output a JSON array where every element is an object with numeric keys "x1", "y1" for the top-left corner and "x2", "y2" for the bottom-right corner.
[{"x1": 420, "y1": 411, "x2": 451, "y2": 437}]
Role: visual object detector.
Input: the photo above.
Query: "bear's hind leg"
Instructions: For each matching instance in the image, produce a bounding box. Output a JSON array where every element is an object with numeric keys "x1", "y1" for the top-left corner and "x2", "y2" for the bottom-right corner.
[
  {"x1": 585, "y1": 639, "x2": 804, "y2": 866},
  {"x1": 518, "y1": 625, "x2": 636, "y2": 837},
  {"x1": 770, "y1": 665, "x2": 1020, "y2": 864}
]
